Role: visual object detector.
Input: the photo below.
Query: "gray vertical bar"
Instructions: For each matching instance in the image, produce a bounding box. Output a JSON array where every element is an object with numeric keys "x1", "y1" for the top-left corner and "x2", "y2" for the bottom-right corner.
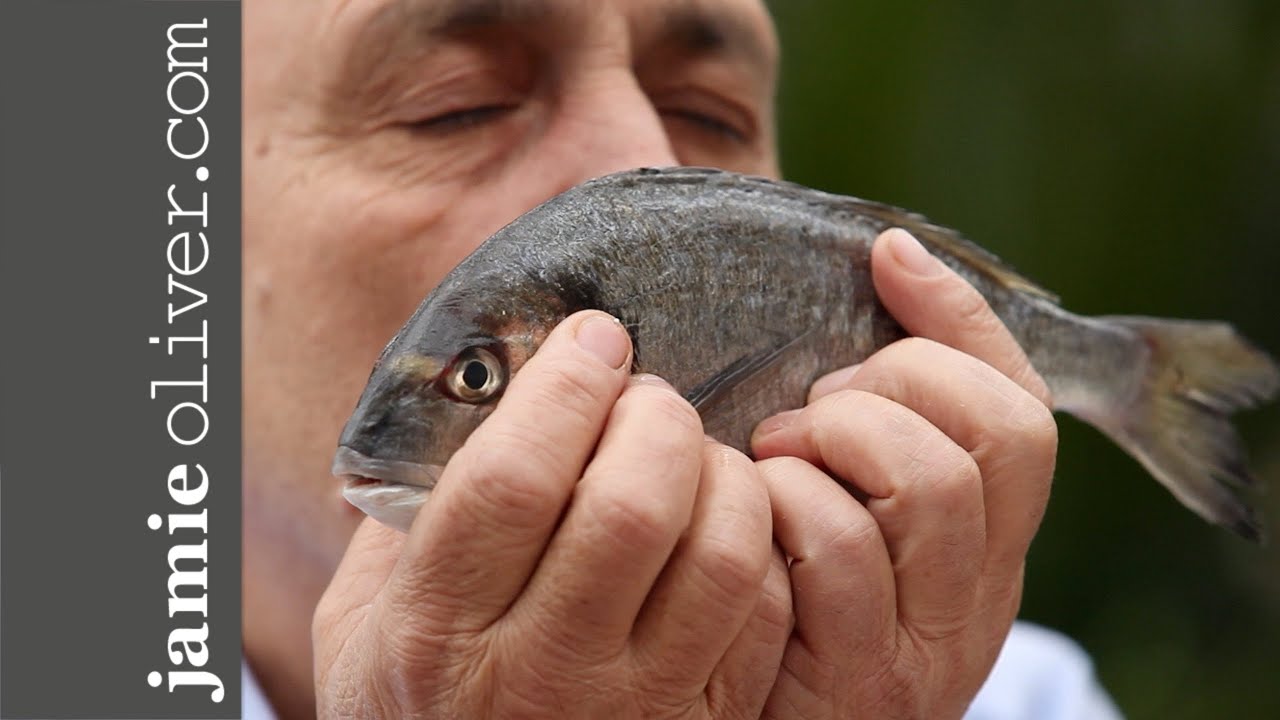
[{"x1": 1, "y1": 1, "x2": 242, "y2": 717}]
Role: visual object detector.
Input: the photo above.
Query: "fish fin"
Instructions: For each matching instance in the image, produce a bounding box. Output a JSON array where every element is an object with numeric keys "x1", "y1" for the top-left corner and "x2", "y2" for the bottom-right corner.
[
  {"x1": 1086, "y1": 316, "x2": 1279, "y2": 542},
  {"x1": 686, "y1": 334, "x2": 808, "y2": 416},
  {"x1": 859, "y1": 203, "x2": 1061, "y2": 304}
]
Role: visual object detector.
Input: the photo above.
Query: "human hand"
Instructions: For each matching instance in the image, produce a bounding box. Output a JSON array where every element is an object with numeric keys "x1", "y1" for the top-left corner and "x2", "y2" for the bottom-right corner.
[
  {"x1": 312, "y1": 310, "x2": 792, "y2": 719},
  {"x1": 752, "y1": 229, "x2": 1058, "y2": 720}
]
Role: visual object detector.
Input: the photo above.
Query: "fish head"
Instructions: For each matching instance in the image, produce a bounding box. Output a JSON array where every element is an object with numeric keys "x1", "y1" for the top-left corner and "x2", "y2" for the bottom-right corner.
[{"x1": 332, "y1": 296, "x2": 560, "y2": 531}]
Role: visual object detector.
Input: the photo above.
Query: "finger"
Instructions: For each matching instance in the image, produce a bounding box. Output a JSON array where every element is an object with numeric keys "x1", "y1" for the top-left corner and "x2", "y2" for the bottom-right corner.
[
  {"x1": 516, "y1": 374, "x2": 704, "y2": 648},
  {"x1": 314, "y1": 518, "x2": 404, "y2": 646},
  {"x1": 754, "y1": 390, "x2": 986, "y2": 638},
  {"x1": 871, "y1": 228, "x2": 1053, "y2": 407},
  {"x1": 808, "y1": 363, "x2": 860, "y2": 402},
  {"x1": 757, "y1": 456, "x2": 896, "y2": 677},
  {"x1": 705, "y1": 544, "x2": 792, "y2": 719},
  {"x1": 391, "y1": 310, "x2": 632, "y2": 630},
  {"x1": 869, "y1": 339, "x2": 1054, "y2": 581},
  {"x1": 764, "y1": 335, "x2": 1055, "y2": 584},
  {"x1": 631, "y1": 441, "x2": 774, "y2": 685}
]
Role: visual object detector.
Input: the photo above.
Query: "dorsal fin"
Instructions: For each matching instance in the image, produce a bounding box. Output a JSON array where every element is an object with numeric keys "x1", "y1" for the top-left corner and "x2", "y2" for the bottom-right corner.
[
  {"x1": 858, "y1": 202, "x2": 1060, "y2": 304},
  {"x1": 590, "y1": 168, "x2": 1061, "y2": 304},
  {"x1": 706, "y1": 170, "x2": 1060, "y2": 304}
]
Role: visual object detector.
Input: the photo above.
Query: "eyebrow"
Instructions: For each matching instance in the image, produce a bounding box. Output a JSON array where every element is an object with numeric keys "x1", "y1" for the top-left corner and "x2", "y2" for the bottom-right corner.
[
  {"x1": 650, "y1": 4, "x2": 776, "y2": 73},
  {"x1": 356, "y1": 0, "x2": 553, "y2": 47}
]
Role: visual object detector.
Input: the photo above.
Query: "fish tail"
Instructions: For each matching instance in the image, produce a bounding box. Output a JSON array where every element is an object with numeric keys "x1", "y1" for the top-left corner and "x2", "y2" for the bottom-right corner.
[{"x1": 1061, "y1": 316, "x2": 1279, "y2": 542}]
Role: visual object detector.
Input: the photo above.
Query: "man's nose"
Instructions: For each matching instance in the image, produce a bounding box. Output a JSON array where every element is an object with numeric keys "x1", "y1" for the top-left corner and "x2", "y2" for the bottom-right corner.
[{"x1": 542, "y1": 74, "x2": 679, "y2": 192}]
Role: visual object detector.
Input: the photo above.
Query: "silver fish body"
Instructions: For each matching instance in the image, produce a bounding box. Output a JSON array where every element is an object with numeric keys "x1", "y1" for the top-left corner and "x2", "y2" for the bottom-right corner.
[{"x1": 334, "y1": 167, "x2": 1279, "y2": 538}]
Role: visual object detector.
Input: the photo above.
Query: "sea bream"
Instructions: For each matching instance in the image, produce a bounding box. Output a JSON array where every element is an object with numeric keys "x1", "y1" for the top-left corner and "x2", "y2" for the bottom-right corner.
[{"x1": 332, "y1": 167, "x2": 1279, "y2": 538}]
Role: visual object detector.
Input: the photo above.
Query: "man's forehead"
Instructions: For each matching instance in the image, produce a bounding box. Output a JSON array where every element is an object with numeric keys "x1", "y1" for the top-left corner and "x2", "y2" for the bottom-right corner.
[
  {"x1": 330, "y1": 0, "x2": 552, "y2": 39},
  {"x1": 326, "y1": 0, "x2": 778, "y2": 69}
]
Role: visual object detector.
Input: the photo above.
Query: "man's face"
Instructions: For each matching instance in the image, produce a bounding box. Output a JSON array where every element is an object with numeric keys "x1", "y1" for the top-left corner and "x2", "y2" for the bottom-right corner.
[{"x1": 243, "y1": 0, "x2": 780, "y2": 569}]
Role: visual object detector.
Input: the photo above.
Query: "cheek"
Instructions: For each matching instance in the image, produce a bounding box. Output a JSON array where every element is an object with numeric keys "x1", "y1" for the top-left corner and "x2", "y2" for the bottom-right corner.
[
  {"x1": 245, "y1": 158, "x2": 474, "y2": 369},
  {"x1": 243, "y1": 153, "x2": 473, "y2": 491},
  {"x1": 241, "y1": 137, "x2": 570, "y2": 489}
]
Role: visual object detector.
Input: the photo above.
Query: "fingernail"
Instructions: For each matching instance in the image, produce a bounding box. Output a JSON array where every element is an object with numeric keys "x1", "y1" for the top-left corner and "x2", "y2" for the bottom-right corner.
[
  {"x1": 576, "y1": 315, "x2": 630, "y2": 369},
  {"x1": 810, "y1": 364, "x2": 860, "y2": 399},
  {"x1": 629, "y1": 373, "x2": 675, "y2": 391},
  {"x1": 754, "y1": 409, "x2": 801, "y2": 439},
  {"x1": 887, "y1": 229, "x2": 942, "y2": 277}
]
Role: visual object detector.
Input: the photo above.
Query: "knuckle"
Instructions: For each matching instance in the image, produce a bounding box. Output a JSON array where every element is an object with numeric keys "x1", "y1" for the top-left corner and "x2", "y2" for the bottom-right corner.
[
  {"x1": 1024, "y1": 399, "x2": 1059, "y2": 451},
  {"x1": 894, "y1": 334, "x2": 944, "y2": 356},
  {"x1": 609, "y1": 388, "x2": 703, "y2": 469},
  {"x1": 950, "y1": 283, "x2": 997, "y2": 328},
  {"x1": 756, "y1": 589, "x2": 794, "y2": 638},
  {"x1": 755, "y1": 454, "x2": 807, "y2": 476},
  {"x1": 809, "y1": 389, "x2": 878, "y2": 444},
  {"x1": 586, "y1": 487, "x2": 679, "y2": 548},
  {"x1": 805, "y1": 391, "x2": 846, "y2": 425},
  {"x1": 692, "y1": 532, "x2": 768, "y2": 603},
  {"x1": 856, "y1": 339, "x2": 946, "y2": 396},
  {"x1": 382, "y1": 628, "x2": 442, "y2": 677},
  {"x1": 537, "y1": 360, "x2": 610, "y2": 424},
  {"x1": 631, "y1": 383, "x2": 703, "y2": 436},
  {"x1": 1017, "y1": 401, "x2": 1058, "y2": 460},
  {"x1": 501, "y1": 604, "x2": 600, "y2": 670},
  {"x1": 992, "y1": 394, "x2": 1059, "y2": 473},
  {"x1": 823, "y1": 513, "x2": 882, "y2": 559},
  {"x1": 463, "y1": 429, "x2": 565, "y2": 520},
  {"x1": 952, "y1": 294, "x2": 1021, "y2": 362},
  {"x1": 703, "y1": 444, "x2": 766, "y2": 501},
  {"x1": 367, "y1": 606, "x2": 464, "y2": 706},
  {"x1": 1014, "y1": 363, "x2": 1055, "y2": 407},
  {"x1": 755, "y1": 454, "x2": 819, "y2": 488},
  {"x1": 925, "y1": 441, "x2": 983, "y2": 499},
  {"x1": 878, "y1": 404, "x2": 979, "y2": 500},
  {"x1": 702, "y1": 440, "x2": 753, "y2": 474},
  {"x1": 869, "y1": 336, "x2": 943, "y2": 373}
]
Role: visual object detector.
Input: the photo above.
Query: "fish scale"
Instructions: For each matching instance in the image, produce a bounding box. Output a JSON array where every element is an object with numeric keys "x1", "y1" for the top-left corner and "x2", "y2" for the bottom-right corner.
[{"x1": 333, "y1": 167, "x2": 1279, "y2": 540}]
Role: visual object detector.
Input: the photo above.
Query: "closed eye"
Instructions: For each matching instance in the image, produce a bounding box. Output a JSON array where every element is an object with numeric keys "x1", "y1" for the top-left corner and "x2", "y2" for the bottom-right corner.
[
  {"x1": 408, "y1": 104, "x2": 517, "y2": 134},
  {"x1": 660, "y1": 107, "x2": 748, "y2": 144}
]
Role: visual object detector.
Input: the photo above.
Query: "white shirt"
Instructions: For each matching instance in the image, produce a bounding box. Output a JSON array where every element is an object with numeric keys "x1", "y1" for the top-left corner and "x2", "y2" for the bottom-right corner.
[
  {"x1": 966, "y1": 622, "x2": 1123, "y2": 720},
  {"x1": 243, "y1": 621, "x2": 1123, "y2": 719}
]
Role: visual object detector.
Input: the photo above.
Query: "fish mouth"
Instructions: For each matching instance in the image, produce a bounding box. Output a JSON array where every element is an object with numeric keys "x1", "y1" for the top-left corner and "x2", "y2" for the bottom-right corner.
[{"x1": 331, "y1": 446, "x2": 443, "y2": 533}]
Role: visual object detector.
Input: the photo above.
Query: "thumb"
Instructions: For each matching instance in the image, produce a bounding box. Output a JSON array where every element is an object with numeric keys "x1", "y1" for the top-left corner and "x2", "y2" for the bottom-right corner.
[{"x1": 870, "y1": 228, "x2": 1052, "y2": 407}]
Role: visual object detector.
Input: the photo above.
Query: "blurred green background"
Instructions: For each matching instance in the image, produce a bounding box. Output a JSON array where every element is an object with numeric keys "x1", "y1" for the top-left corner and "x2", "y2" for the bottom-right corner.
[{"x1": 769, "y1": 2, "x2": 1280, "y2": 718}]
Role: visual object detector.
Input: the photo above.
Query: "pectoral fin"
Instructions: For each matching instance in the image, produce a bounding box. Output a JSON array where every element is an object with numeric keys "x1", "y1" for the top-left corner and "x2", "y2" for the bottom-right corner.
[{"x1": 685, "y1": 332, "x2": 809, "y2": 417}]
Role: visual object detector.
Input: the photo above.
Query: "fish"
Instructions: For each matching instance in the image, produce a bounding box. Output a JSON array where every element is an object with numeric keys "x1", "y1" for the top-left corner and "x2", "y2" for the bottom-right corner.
[{"x1": 332, "y1": 166, "x2": 1280, "y2": 539}]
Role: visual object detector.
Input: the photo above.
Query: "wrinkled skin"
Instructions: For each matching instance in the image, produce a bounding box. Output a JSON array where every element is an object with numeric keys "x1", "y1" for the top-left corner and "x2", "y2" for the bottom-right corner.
[{"x1": 242, "y1": 0, "x2": 1058, "y2": 718}]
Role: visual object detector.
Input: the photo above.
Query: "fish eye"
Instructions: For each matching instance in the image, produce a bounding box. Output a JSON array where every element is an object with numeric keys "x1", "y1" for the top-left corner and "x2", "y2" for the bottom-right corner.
[
  {"x1": 444, "y1": 347, "x2": 505, "y2": 403},
  {"x1": 462, "y1": 359, "x2": 489, "y2": 390}
]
